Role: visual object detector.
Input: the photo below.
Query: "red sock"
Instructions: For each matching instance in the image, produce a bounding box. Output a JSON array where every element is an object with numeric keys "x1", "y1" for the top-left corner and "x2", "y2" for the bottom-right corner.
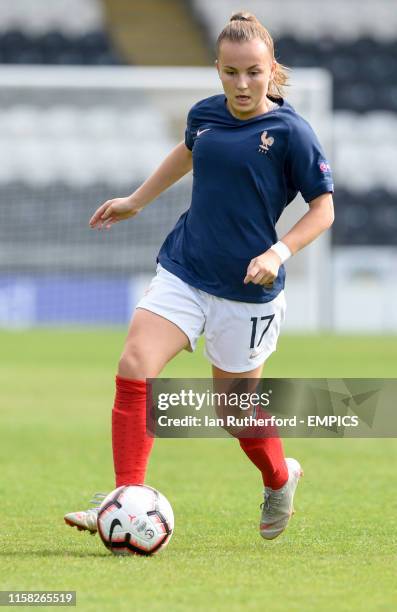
[
  {"x1": 239, "y1": 437, "x2": 288, "y2": 489},
  {"x1": 236, "y1": 403, "x2": 288, "y2": 489},
  {"x1": 112, "y1": 375, "x2": 154, "y2": 487}
]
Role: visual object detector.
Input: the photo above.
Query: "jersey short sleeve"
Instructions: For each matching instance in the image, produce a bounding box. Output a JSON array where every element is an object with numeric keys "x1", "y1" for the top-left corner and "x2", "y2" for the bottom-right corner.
[{"x1": 285, "y1": 118, "x2": 334, "y2": 203}]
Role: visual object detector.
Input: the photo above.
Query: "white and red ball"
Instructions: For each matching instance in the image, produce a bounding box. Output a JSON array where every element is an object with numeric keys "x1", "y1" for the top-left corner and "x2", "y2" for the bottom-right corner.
[{"x1": 97, "y1": 485, "x2": 174, "y2": 556}]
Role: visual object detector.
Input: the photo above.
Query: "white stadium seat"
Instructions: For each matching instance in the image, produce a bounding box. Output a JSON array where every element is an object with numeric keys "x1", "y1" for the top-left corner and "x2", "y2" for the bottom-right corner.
[
  {"x1": 192, "y1": 0, "x2": 397, "y2": 41},
  {"x1": 0, "y1": 0, "x2": 104, "y2": 35},
  {"x1": 0, "y1": 103, "x2": 175, "y2": 185},
  {"x1": 0, "y1": 106, "x2": 41, "y2": 137},
  {"x1": 45, "y1": 107, "x2": 82, "y2": 137}
]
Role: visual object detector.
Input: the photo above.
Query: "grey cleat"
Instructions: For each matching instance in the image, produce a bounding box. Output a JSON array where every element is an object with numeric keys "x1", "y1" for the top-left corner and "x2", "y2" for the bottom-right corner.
[
  {"x1": 260, "y1": 458, "x2": 303, "y2": 540},
  {"x1": 64, "y1": 493, "x2": 107, "y2": 535}
]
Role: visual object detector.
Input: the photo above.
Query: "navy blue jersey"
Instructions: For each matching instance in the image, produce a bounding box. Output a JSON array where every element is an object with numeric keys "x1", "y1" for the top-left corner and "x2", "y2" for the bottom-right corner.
[{"x1": 157, "y1": 94, "x2": 334, "y2": 303}]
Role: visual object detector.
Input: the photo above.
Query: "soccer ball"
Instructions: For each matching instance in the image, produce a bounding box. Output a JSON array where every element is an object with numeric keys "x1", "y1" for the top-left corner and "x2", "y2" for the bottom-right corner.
[{"x1": 97, "y1": 485, "x2": 174, "y2": 556}]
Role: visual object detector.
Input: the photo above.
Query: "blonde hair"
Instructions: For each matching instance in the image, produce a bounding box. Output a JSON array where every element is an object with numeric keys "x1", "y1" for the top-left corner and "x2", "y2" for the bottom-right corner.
[{"x1": 216, "y1": 11, "x2": 289, "y2": 98}]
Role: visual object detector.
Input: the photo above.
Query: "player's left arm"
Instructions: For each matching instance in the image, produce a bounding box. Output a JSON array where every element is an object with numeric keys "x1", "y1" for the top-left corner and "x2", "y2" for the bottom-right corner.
[
  {"x1": 244, "y1": 192, "x2": 334, "y2": 286},
  {"x1": 280, "y1": 192, "x2": 334, "y2": 254}
]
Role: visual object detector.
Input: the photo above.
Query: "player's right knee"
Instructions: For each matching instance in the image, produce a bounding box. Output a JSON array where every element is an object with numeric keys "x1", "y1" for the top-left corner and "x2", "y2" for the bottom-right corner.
[
  {"x1": 117, "y1": 345, "x2": 154, "y2": 379},
  {"x1": 118, "y1": 350, "x2": 143, "y2": 379}
]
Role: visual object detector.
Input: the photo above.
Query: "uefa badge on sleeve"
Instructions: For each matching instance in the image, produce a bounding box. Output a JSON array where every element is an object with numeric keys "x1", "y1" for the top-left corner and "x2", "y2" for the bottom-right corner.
[{"x1": 319, "y1": 161, "x2": 332, "y2": 174}]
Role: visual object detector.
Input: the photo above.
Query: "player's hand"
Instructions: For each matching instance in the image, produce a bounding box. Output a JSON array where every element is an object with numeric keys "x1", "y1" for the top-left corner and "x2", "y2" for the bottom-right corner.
[
  {"x1": 243, "y1": 249, "x2": 281, "y2": 287},
  {"x1": 89, "y1": 196, "x2": 143, "y2": 230}
]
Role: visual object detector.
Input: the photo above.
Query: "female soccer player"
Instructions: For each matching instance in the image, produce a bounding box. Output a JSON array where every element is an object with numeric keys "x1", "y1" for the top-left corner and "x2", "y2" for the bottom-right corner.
[{"x1": 65, "y1": 12, "x2": 334, "y2": 541}]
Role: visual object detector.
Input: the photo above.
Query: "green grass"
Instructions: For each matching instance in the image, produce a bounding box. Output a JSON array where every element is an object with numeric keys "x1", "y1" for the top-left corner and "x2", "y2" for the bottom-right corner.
[{"x1": 1, "y1": 330, "x2": 396, "y2": 611}]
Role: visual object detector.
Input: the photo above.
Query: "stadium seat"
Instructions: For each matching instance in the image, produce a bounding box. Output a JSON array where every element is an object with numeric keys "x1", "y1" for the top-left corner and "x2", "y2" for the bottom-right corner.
[
  {"x1": 274, "y1": 36, "x2": 397, "y2": 112},
  {"x1": 0, "y1": 101, "x2": 175, "y2": 187},
  {"x1": 192, "y1": 0, "x2": 397, "y2": 42},
  {"x1": 333, "y1": 188, "x2": 397, "y2": 246},
  {"x1": 0, "y1": 0, "x2": 104, "y2": 35},
  {"x1": 0, "y1": 28, "x2": 122, "y2": 65},
  {"x1": 0, "y1": 0, "x2": 121, "y2": 66},
  {"x1": 380, "y1": 86, "x2": 397, "y2": 113}
]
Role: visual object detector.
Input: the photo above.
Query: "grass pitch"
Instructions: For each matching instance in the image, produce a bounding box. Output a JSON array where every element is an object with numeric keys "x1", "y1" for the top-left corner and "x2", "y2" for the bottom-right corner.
[{"x1": 1, "y1": 330, "x2": 396, "y2": 611}]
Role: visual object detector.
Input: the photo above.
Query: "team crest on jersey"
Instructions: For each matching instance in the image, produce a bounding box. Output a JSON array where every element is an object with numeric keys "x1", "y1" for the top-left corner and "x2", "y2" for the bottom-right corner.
[{"x1": 258, "y1": 131, "x2": 274, "y2": 154}]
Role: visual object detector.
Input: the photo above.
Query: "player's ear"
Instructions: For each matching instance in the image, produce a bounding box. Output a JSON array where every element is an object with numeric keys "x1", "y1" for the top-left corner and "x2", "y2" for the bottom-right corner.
[{"x1": 215, "y1": 59, "x2": 220, "y2": 75}]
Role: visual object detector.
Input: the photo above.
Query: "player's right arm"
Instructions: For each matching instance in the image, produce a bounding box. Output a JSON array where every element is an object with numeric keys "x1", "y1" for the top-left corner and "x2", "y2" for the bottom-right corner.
[{"x1": 90, "y1": 141, "x2": 192, "y2": 229}]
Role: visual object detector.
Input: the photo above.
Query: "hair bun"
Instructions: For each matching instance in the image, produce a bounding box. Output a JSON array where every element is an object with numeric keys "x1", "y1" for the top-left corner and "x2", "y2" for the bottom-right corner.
[{"x1": 230, "y1": 12, "x2": 254, "y2": 23}]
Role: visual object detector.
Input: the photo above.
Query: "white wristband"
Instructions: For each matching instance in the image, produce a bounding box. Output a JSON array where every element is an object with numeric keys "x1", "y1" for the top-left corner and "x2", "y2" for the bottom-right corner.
[{"x1": 270, "y1": 241, "x2": 292, "y2": 264}]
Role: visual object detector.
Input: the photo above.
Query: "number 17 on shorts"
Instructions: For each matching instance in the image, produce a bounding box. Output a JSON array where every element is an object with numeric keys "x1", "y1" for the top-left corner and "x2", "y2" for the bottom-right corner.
[{"x1": 203, "y1": 290, "x2": 286, "y2": 373}]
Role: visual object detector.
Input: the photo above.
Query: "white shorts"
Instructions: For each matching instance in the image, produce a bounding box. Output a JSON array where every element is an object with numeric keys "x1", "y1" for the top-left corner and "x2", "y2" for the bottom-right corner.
[{"x1": 136, "y1": 264, "x2": 286, "y2": 373}]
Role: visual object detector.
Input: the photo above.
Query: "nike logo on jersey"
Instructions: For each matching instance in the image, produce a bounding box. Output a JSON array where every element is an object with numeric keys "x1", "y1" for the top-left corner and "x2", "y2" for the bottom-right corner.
[
  {"x1": 258, "y1": 131, "x2": 274, "y2": 154},
  {"x1": 197, "y1": 128, "x2": 211, "y2": 137}
]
